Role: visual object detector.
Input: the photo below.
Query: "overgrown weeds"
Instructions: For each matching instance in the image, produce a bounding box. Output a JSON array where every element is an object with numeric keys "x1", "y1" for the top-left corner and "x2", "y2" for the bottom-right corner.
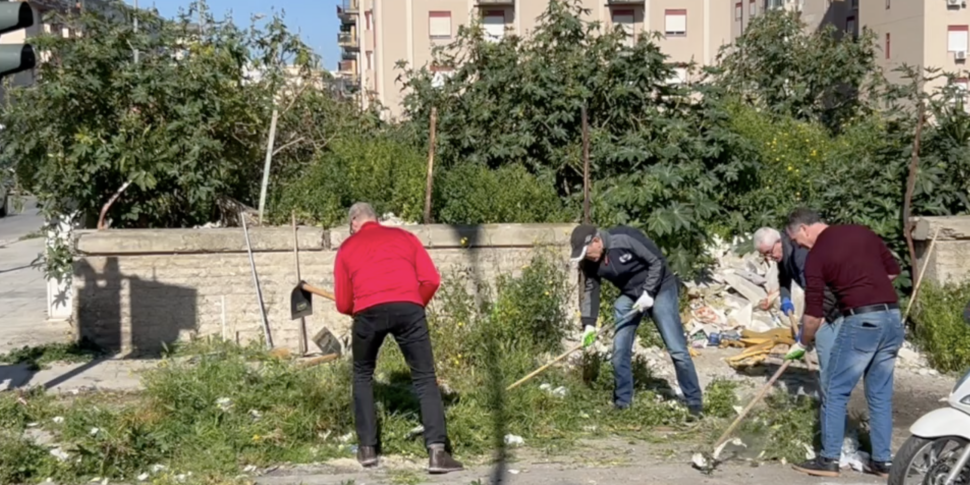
[
  {"x1": 912, "y1": 281, "x2": 970, "y2": 373},
  {"x1": 0, "y1": 338, "x2": 105, "y2": 370},
  {"x1": 0, "y1": 250, "x2": 823, "y2": 482}
]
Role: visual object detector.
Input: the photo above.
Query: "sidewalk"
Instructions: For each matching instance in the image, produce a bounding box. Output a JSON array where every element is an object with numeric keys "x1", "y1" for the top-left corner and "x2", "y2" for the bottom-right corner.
[{"x1": 0, "y1": 238, "x2": 74, "y2": 354}]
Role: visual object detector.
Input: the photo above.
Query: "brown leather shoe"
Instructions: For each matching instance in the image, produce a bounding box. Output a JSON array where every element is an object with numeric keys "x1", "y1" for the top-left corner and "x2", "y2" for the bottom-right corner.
[
  {"x1": 357, "y1": 445, "x2": 378, "y2": 467},
  {"x1": 428, "y1": 444, "x2": 463, "y2": 474}
]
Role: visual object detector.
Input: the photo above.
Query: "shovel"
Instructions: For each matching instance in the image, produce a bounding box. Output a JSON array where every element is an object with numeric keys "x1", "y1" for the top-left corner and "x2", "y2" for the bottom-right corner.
[{"x1": 289, "y1": 281, "x2": 342, "y2": 356}]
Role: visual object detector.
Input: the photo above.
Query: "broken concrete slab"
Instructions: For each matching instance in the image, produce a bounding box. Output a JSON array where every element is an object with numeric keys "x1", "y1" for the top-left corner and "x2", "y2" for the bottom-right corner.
[{"x1": 723, "y1": 274, "x2": 767, "y2": 305}]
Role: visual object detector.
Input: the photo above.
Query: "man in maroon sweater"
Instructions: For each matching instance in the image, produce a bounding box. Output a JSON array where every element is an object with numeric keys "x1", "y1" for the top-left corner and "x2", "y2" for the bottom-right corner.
[
  {"x1": 334, "y1": 202, "x2": 463, "y2": 474},
  {"x1": 785, "y1": 208, "x2": 901, "y2": 479}
]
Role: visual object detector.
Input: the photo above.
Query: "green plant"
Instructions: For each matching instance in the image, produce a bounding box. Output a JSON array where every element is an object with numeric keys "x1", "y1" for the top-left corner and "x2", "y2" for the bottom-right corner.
[
  {"x1": 912, "y1": 281, "x2": 970, "y2": 373},
  {"x1": 271, "y1": 134, "x2": 427, "y2": 227},
  {"x1": 0, "y1": 339, "x2": 105, "y2": 371}
]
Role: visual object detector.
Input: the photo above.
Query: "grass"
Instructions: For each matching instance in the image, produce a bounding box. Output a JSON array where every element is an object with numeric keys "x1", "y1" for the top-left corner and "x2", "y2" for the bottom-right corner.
[
  {"x1": 0, "y1": 339, "x2": 105, "y2": 370},
  {"x1": 911, "y1": 281, "x2": 970, "y2": 373},
  {"x1": 0, "y1": 250, "x2": 824, "y2": 484}
]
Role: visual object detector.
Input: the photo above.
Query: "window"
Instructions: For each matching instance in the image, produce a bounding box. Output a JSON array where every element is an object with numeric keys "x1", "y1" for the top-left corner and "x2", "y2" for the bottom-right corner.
[
  {"x1": 886, "y1": 0, "x2": 890, "y2": 8},
  {"x1": 950, "y1": 26, "x2": 969, "y2": 54},
  {"x1": 665, "y1": 9, "x2": 686, "y2": 36},
  {"x1": 366, "y1": 51, "x2": 373, "y2": 70},
  {"x1": 667, "y1": 67, "x2": 688, "y2": 85},
  {"x1": 846, "y1": 16, "x2": 856, "y2": 36},
  {"x1": 735, "y1": 3, "x2": 742, "y2": 21},
  {"x1": 611, "y1": 9, "x2": 635, "y2": 47},
  {"x1": 365, "y1": 11, "x2": 372, "y2": 30},
  {"x1": 429, "y1": 11, "x2": 452, "y2": 39},
  {"x1": 768, "y1": 0, "x2": 784, "y2": 9},
  {"x1": 885, "y1": 33, "x2": 891, "y2": 59},
  {"x1": 750, "y1": 0, "x2": 756, "y2": 16},
  {"x1": 483, "y1": 10, "x2": 505, "y2": 41},
  {"x1": 850, "y1": 0, "x2": 858, "y2": 9},
  {"x1": 955, "y1": 78, "x2": 969, "y2": 92}
]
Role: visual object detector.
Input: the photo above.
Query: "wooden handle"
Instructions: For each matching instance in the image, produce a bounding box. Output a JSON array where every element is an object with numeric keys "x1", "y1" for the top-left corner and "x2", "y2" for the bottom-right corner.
[
  {"x1": 713, "y1": 360, "x2": 790, "y2": 451},
  {"x1": 301, "y1": 283, "x2": 335, "y2": 301},
  {"x1": 298, "y1": 353, "x2": 339, "y2": 369},
  {"x1": 505, "y1": 309, "x2": 639, "y2": 391}
]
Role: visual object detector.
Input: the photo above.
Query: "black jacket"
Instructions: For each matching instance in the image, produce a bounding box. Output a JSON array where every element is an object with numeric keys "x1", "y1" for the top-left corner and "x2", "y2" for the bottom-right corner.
[
  {"x1": 780, "y1": 231, "x2": 840, "y2": 322},
  {"x1": 579, "y1": 226, "x2": 676, "y2": 328}
]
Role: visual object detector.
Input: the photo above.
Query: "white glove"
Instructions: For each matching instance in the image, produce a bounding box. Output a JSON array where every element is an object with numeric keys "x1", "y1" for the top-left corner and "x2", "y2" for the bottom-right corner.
[
  {"x1": 582, "y1": 325, "x2": 597, "y2": 348},
  {"x1": 633, "y1": 292, "x2": 654, "y2": 312}
]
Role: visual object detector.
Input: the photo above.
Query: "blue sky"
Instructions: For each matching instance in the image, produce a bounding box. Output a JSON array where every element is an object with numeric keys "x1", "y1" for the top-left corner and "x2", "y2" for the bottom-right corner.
[{"x1": 130, "y1": 0, "x2": 342, "y2": 70}]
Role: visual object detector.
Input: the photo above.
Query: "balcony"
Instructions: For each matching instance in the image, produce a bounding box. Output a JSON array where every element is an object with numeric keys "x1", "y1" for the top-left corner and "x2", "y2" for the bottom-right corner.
[
  {"x1": 338, "y1": 0, "x2": 359, "y2": 23},
  {"x1": 606, "y1": 0, "x2": 645, "y2": 4},
  {"x1": 477, "y1": 0, "x2": 515, "y2": 4},
  {"x1": 339, "y1": 60, "x2": 357, "y2": 74},
  {"x1": 338, "y1": 31, "x2": 359, "y2": 51}
]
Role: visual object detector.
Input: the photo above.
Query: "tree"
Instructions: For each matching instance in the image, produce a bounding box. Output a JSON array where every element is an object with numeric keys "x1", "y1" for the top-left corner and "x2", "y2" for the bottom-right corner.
[
  {"x1": 710, "y1": 10, "x2": 879, "y2": 132},
  {"x1": 398, "y1": 0, "x2": 758, "y2": 275}
]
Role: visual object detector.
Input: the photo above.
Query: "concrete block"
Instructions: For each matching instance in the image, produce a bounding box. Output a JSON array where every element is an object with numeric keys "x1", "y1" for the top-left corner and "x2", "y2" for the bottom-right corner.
[
  {"x1": 75, "y1": 227, "x2": 328, "y2": 255},
  {"x1": 329, "y1": 224, "x2": 577, "y2": 249}
]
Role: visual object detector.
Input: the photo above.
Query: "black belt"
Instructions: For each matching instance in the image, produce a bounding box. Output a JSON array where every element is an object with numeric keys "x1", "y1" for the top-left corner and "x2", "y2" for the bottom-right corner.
[{"x1": 842, "y1": 303, "x2": 899, "y2": 317}]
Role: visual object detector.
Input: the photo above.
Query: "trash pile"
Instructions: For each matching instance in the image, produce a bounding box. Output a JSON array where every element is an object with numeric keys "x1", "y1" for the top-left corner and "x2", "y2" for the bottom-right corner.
[{"x1": 680, "y1": 236, "x2": 800, "y2": 368}]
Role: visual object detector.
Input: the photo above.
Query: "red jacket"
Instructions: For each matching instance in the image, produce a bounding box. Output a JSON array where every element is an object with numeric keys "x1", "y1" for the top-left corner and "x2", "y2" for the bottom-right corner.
[{"x1": 333, "y1": 221, "x2": 441, "y2": 315}]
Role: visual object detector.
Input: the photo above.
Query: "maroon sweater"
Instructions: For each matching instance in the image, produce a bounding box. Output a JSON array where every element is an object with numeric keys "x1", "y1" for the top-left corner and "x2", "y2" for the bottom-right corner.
[{"x1": 803, "y1": 225, "x2": 900, "y2": 318}]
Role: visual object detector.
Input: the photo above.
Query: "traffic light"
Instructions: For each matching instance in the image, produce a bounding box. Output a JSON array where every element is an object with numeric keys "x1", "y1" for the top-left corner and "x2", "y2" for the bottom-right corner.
[{"x1": 0, "y1": 2, "x2": 34, "y2": 78}]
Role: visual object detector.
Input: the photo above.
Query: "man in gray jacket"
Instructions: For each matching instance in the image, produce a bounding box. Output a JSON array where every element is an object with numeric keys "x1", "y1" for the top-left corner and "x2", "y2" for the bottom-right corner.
[{"x1": 571, "y1": 224, "x2": 703, "y2": 415}]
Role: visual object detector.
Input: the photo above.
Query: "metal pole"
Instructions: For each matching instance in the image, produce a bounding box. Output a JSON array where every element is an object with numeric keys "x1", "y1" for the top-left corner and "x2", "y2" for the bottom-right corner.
[
  {"x1": 257, "y1": 108, "x2": 279, "y2": 224},
  {"x1": 133, "y1": 0, "x2": 139, "y2": 63}
]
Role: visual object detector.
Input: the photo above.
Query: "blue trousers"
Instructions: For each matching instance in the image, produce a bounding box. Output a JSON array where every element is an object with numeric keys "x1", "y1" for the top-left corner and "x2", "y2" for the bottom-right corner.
[
  {"x1": 819, "y1": 309, "x2": 903, "y2": 462},
  {"x1": 612, "y1": 284, "x2": 703, "y2": 408}
]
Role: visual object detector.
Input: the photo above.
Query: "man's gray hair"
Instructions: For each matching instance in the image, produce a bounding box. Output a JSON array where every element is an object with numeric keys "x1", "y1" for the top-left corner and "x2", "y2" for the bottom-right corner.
[
  {"x1": 786, "y1": 208, "x2": 823, "y2": 233},
  {"x1": 752, "y1": 227, "x2": 781, "y2": 250},
  {"x1": 348, "y1": 202, "x2": 378, "y2": 223}
]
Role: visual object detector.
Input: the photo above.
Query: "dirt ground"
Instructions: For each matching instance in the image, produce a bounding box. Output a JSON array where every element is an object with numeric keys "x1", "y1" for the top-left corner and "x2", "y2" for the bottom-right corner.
[{"x1": 255, "y1": 349, "x2": 955, "y2": 485}]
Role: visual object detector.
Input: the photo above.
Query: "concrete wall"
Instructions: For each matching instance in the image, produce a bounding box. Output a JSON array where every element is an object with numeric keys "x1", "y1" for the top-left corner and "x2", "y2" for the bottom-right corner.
[
  {"x1": 72, "y1": 224, "x2": 576, "y2": 356},
  {"x1": 913, "y1": 216, "x2": 970, "y2": 287}
]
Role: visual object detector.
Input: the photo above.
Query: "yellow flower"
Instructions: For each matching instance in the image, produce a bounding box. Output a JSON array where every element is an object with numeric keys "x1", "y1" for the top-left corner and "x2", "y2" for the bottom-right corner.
[
  {"x1": 787, "y1": 165, "x2": 793, "y2": 171},
  {"x1": 253, "y1": 435, "x2": 261, "y2": 442},
  {"x1": 811, "y1": 150, "x2": 817, "y2": 157}
]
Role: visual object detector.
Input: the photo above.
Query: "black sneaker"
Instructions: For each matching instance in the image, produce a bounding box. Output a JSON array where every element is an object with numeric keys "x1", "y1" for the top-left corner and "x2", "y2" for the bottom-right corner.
[
  {"x1": 688, "y1": 405, "x2": 704, "y2": 418},
  {"x1": 428, "y1": 444, "x2": 463, "y2": 474},
  {"x1": 357, "y1": 445, "x2": 378, "y2": 468},
  {"x1": 866, "y1": 460, "x2": 890, "y2": 479},
  {"x1": 792, "y1": 456, "x2": 839, "y2": 477}
]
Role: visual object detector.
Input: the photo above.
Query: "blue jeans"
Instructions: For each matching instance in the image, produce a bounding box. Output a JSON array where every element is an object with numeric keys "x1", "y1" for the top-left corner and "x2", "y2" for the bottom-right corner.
[
  {"x1": 612, "y1": 284, "x2": 703, "y2": 408},
  {"x1": 814, "y1": 317, "x2": 843, "y2": 388},
  {"x1": 820, "y1": 309, "x2": 903, "y2": 462}
]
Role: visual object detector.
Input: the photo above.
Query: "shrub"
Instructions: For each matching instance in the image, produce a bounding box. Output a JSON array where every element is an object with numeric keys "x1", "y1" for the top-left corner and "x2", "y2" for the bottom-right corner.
[
  {"x1": 272, "y1": 134, "x2": 426, "y2": 226},
  {"x1": 912, "y1": 281, "x2": 970, "y2": 373},
  {"x1": 435, "y1": 163, "x2": 569, "y2": 224}
]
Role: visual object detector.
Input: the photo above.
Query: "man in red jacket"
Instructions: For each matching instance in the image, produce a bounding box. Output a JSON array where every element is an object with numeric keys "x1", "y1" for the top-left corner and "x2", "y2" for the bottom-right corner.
[{"x1": 334, "y1": 202, "x2": 463, "y2": 474}]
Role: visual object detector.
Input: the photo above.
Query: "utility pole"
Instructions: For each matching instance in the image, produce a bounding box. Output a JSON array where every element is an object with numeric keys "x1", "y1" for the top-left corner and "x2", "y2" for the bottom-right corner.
[{"x1": 133, "y1": 0, "x2": 139, "y2": 63}]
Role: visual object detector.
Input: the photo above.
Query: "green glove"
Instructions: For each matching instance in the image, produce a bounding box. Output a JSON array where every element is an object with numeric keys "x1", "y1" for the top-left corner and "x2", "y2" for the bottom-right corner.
[
  {"x1": 582, "y1": 325, "x2": 597, "y2": 348},
  {"x1": 785, "y1": 342, "x2": 807, "y2": 361}
]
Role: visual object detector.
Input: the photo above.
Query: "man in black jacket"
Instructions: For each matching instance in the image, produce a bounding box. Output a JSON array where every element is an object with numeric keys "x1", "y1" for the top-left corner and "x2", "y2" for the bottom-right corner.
[
  {"x1": 570, "y1": 224, "x2": 703, "y2": 415},
  {"x1": 753, "y1": 227, "x2": 841, "y2": 384}
]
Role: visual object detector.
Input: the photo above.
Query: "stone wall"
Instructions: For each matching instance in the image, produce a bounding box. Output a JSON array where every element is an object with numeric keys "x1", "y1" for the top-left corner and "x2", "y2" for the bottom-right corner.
[
  {"x1": 72, "y1": 224, "x2": 577, "y2": 356},
  {"x1": 913, "y1": 216, "x2": 970, "y2": 286}
]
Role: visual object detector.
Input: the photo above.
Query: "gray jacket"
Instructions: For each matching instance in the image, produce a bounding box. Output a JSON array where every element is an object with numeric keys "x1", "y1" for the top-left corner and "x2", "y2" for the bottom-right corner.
[{"x1": 579, "y1": 226, "x2": 675, "y2": 328}]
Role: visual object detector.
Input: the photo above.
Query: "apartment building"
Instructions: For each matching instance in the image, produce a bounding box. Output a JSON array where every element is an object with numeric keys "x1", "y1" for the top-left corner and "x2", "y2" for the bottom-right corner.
[
  {"x1": 338, "y1": 0, "x2": 854, "y2": 119},
  {"x1": 861, "y1": 0, "x2": 970, "y2": 95}
]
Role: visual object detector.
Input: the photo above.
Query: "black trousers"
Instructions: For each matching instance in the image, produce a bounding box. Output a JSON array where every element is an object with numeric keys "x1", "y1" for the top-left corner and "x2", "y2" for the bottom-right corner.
[{"x1": 352, "y1": 301, "x2": 447, "y2": 448}]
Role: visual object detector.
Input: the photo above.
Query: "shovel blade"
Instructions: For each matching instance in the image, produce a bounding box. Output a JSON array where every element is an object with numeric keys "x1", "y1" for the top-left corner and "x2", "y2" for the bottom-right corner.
[
  {"x1": 312, "y1": 327, "x2": 342, "y2": 356},
  {"x1": 290, "y1": 285, "x2": 312, "y2": 320}
]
